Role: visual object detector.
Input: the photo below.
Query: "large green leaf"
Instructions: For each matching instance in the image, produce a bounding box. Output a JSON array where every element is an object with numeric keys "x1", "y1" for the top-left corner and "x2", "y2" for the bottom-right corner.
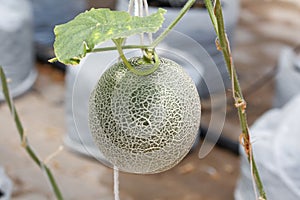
[{"x1": 52, "y1": 8, "x2": 166, "y2": 65}]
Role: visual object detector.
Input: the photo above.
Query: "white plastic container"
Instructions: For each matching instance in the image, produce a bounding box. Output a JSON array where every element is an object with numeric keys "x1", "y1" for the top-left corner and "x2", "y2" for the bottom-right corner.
[
  {"x1": 273, "y1": 47, "x2": 300, "y2": 108},
  {"x1": 30, "y1": 0, "x2": 87, "y2": 46},
  {"x1": 0, "y1": 167, "x2": 12, "y2": 200},
  {"x1": 0, "y1": 0, "x2": 37, "y2": 100}
]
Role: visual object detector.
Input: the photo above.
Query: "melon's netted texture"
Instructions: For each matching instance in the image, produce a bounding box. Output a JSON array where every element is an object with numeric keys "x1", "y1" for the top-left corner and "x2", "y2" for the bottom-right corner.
[{"x1": 89, "y1": 57, "x2": 201, "y2": 174}]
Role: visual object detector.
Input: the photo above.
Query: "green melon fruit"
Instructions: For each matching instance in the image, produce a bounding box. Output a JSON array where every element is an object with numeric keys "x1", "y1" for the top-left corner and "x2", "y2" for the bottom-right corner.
[{"x1": 88, "y1": 56, "x2": 201, "y2": 174}]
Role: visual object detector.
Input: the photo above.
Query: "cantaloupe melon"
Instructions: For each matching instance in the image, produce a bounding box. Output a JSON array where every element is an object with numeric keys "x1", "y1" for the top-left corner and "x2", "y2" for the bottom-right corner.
[{"x1": 89, "y1": 56, "x2": 201, "y2": 174}]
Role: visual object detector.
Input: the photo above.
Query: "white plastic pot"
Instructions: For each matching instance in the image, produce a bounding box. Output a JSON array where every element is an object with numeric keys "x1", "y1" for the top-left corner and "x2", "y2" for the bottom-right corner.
[
  {"x1": 30, "y1": 0, "x2": 87, "y2": 46},
  {"x1": 64, "y1": 52, "x2": 116, "y2": 166},
  {"x1": 273, "y1": 47, "x2": 300, "y2": 108},
  {"x1": 0, "y1": 167, "x2": 12, "y2": 200},
  {"x1": 0, "y1": 0, "x2": 37, "y2": 100}
]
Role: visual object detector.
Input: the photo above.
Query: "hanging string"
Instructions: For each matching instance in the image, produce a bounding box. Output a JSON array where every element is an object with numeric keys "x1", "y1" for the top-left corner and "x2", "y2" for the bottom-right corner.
[
  {"x1": 135, "y1": 0, "x2": 144, "y2": 45},
  {"x1": 134, "y1": 0, "x2": 139, "y2": 16},
  {"x1": 128, "y1": 0, "x2": 152, "y2": 45},
  {"x1": 128, "y1": 0, "x2": 134, "y2": 13},
  {"x1": 143, "y1": 0, "x2": 153, "y2": 43},
  {"x1": 113, "y1": 166, "x2": 120, "y2": 200}
]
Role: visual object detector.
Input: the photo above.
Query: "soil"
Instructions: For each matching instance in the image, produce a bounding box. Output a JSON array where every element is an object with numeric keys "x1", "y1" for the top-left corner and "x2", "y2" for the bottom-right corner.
[{"x1": 1, "y1": 0, "x2": 300, "y2": 199}]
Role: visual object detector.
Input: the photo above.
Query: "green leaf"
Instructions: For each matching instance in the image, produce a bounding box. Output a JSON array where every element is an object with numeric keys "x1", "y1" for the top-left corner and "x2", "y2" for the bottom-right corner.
[{"x1": 52, "y1": 8, "x2": 166, "y2": 65}]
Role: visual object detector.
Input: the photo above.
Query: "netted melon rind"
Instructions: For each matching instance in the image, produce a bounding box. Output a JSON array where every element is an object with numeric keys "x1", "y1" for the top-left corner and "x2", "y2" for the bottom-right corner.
[{"x1": 89, "y1": 57, "x2": 201, "y2": 174}]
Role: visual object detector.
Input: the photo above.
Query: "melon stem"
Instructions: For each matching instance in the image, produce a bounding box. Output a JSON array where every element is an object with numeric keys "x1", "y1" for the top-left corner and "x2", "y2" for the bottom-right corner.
[{"x1": 113, "y1": 39, "x2": 160, "y2": 76}]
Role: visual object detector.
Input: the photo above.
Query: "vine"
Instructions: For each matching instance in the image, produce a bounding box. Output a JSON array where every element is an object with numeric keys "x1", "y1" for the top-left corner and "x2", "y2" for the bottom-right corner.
[
  {"x1": 0, "y1": 67, "x2": 64, "y2": 200},
  {"x1": 203, "y1": 0, "x2": 267, "y2": 199}
]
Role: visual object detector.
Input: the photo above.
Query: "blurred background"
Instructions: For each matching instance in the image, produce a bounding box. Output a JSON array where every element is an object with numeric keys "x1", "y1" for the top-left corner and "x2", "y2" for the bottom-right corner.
[{"x1": 0, "y1": 0, "x2": 300, "y2": 199}]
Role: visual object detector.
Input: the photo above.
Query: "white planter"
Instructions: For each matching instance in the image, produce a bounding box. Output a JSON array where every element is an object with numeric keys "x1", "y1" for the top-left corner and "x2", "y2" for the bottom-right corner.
[
  {"x1": 0, "y1": 167, "x2": 12, "y2": 200},
  {"x1": 0, "y1": 0, "x2": 37, "y2": 100},
  {"x1": 273, "y1": 47, "x2": 300, "y2": 108},
  {"x1": 30, "y1": 0, "x2": 87, "y2": 46},
  {"x1": 64, "y1": 42, "x2": 119, "y2": 165}
]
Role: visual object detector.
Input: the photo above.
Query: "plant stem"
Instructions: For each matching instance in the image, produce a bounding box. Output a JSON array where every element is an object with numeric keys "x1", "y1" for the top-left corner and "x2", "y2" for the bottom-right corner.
[
  {"x1": 0, "y1": 66, "x2": 64, "y2": 200},
  {"x1": 203, "y1": 0, "x2": 267, "y2": 199},
  {"x1": 203, "y1": 0, "x2": 218, "y2": 34},
  {"x1": 150, "y1": 0, "x2": 196, "y2": 48},
  {"x1": 92, "y1": 44, "x2": 149, "y2": 53},
  {"x1": 113, "y1": 39, "x2": 160, "y2": 76}
]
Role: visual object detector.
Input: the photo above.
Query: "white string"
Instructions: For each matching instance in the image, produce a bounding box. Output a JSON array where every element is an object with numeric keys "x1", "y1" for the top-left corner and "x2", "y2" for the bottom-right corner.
[
  {"x1": 128, "y1": 0, "x2": 152, "y2": 45},
  {"x1": 143, "y1": 0, "x2": 153, "y2": 43},
  {"x1": 138, "y1": 0, "x2": 143, "y2": 17},
  {"x1": 143, "y1": 0, "x2": 149, "y2": 16},
  {"x1": 113, "y1": 166, "x2": 120, "y2": 200},
  {"x1": 128, "y1": 0, "x2": 134, "y2": 13},
  {"x1": 134, "y1": 0, "x2": 139, "y2": 16},
  {"x1": 134, "y1": 0, "x2": 143, "y2": 44}
]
